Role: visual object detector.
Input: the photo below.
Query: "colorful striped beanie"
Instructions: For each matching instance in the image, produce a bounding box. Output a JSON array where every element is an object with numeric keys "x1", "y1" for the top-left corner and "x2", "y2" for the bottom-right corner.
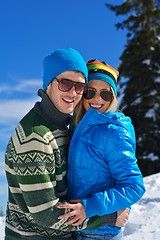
[
  {"x1": 43, "y1": 48, "x2": 88, "y2": 91},
  {"x1": 87, "y1": 59, "x2": 119, "y2": 95}
]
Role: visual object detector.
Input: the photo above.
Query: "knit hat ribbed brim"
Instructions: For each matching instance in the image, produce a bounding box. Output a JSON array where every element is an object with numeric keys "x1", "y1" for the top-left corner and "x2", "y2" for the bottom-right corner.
[
  {"x1": 87, "y1": 60, "x2": 119, "y2": 95},
  {"x1": 43, "y1": 48, "x2": 88, "y2": 91}
]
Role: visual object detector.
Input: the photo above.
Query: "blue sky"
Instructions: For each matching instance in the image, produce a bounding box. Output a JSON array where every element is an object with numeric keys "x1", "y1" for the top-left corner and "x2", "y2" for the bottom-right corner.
[{"x1": 0, "y1": 0, "x2": 126, "y2": 212}]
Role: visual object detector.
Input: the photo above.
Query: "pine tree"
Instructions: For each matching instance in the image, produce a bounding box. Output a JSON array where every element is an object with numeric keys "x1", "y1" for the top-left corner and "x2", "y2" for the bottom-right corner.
[{"x1": 105, "y1": 0, "x2": 160, "y2": 176}]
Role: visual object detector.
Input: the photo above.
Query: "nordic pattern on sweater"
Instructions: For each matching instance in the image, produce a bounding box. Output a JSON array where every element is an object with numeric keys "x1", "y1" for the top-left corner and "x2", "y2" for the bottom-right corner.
[{"x1": 5, "y1": 108, "x2": 74, "y2": 238}]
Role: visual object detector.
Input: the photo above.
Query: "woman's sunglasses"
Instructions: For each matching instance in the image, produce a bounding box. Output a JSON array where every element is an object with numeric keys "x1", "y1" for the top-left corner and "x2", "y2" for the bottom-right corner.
[
  {"x1": 83, "y1": 89, "x2": 113, "y2": 102},
  {"x1": 54, "y1": 78, "x2": 86, "y2": 95}
]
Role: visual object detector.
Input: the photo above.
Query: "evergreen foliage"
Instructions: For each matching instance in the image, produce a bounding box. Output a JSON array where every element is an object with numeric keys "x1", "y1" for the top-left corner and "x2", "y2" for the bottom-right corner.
[{"x1": 105, "y1": 0, "x2": 160, "y2": 176}]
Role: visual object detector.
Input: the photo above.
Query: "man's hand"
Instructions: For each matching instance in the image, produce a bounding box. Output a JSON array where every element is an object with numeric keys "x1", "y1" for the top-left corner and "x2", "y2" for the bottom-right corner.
[
  {"x1": 57, "y1": 199, "x2": 86, "y2": 226},
  {"x1": 115, "y1": 208, "x2": 129, "y2": 227}
]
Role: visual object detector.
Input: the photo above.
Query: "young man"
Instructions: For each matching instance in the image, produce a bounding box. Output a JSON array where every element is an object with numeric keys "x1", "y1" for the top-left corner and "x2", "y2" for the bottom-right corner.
[{"x1": 5, "y1": 48, "x2": 88, "y2": 239}]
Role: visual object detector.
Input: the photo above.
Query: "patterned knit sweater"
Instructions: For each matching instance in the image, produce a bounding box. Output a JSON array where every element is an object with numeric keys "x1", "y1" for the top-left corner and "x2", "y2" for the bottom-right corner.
[{"x1": 5, "y1": 89, "x2": 116, "y2": 239}]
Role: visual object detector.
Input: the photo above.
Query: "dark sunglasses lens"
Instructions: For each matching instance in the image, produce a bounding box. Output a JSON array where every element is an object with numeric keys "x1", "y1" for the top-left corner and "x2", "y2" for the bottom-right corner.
[
  {"x1": 59, "y1": 79, "x2": 73, "y2": 91},
  {"x1": 59, "y1": 79, "x2": 85, "y2": 94},
  {"x1": 75, "y1": 83, "x2": 86, "y2": 94},
  {"x1": 83, "y1": 89, "x2": 96, "y2": 99},
  {"x1": 100, "y1": 91, "x2": 113, "y2": 101}
]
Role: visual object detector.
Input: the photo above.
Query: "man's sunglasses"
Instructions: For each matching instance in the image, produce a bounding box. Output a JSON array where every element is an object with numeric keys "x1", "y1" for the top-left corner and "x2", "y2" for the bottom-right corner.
[
  {"x1": 83, "y1": 89, "x2": 113, "y2": 102},
  {"x1": 54, "y1": 78, "x2": 86, "y2": 95}
]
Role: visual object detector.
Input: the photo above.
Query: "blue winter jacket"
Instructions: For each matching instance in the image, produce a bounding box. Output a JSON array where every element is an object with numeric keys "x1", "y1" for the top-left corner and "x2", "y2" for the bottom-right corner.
[{"x1": 68, "y1": 108, "x2": 145, "y2": 235}]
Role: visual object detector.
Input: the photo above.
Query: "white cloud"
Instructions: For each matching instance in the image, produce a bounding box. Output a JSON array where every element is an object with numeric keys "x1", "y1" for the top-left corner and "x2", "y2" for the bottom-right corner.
[
  {"x1": 0, "y1": 78, "x2": 41, "y2": 94},
  {"x1": 0, "y1": 98, "x2": 39, "y2": 124},
  {"x1": 0, "y1": 184, "x2": 7, "y2": 196},
  {"x1": 0, "y1": 158, "x2": 5, "y2": 176},
  {"x1": 12, "y1": 79, "x2": 42, "y2": 93}
]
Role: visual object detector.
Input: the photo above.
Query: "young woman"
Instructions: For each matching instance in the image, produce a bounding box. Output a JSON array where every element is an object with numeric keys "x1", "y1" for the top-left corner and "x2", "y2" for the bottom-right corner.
[{"x1": 58, "y1": 59, "x2": 145, "y2": 240}]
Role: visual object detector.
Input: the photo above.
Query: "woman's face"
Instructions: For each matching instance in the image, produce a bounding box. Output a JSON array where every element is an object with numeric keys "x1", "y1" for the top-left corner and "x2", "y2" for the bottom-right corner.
[{"x1": 83, "y1": 80, "x2": 113, "y2": 113}]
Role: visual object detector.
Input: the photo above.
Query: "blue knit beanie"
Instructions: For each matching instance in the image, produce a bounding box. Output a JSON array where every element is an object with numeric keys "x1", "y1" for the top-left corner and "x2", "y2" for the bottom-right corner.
[
  {"x1": 42, "y1": 48, "x2": 88, "y2": 91},
  {"x1": 87, "y1": 59, "x2": 119, "y2": 96}
]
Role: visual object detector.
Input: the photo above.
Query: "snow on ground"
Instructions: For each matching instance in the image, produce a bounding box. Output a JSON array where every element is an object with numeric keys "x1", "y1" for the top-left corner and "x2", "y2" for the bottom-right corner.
[
  {"x1": 0, "y1": 173, "x2": 160, "y2": 240},
  {"x1": 0, "y1": 217, "x2": 5, "y2": 240},
  {"x1": 123, "y1": 172, "x2": 160, "y2": 239}
]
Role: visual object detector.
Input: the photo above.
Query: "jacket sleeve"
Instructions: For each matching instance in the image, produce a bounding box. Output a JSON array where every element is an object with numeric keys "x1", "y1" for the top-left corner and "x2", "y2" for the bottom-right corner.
[{"x1": 82, "y1": 122, "x2": 146, "y2": 219}]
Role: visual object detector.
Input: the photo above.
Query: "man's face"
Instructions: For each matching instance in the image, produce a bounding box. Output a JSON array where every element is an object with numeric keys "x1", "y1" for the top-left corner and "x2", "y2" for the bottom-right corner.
[{"x1": 46, "y1": 71, "x2": 86, "y2": 114}]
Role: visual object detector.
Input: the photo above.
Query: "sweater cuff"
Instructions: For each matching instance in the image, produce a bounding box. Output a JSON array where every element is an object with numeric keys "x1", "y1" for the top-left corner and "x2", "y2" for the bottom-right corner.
[
  {"x1": 102, "y1": 211, "x2": 117, "y2": 226},
  {"x1": 82, "y1": 198, "x2": 117, "y2": 226}
]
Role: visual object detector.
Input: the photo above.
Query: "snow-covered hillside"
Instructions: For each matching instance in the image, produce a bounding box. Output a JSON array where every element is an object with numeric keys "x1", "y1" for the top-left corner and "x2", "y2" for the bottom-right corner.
[
  {"x1": 123, "y1": 172, "x2": 160, "y2": 239},
  {"x1": 0, "y1": 173, "x2": 160, "y2": 240}
]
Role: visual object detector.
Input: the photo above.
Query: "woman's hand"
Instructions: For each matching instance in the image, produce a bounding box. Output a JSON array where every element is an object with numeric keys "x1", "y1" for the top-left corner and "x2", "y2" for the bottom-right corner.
[
  {"x1": 57, "y1": 199, "x2": 86, "y2": 226},
  {"x1": 115, "y1": 208, "x2": 129, "y2": 227}
]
